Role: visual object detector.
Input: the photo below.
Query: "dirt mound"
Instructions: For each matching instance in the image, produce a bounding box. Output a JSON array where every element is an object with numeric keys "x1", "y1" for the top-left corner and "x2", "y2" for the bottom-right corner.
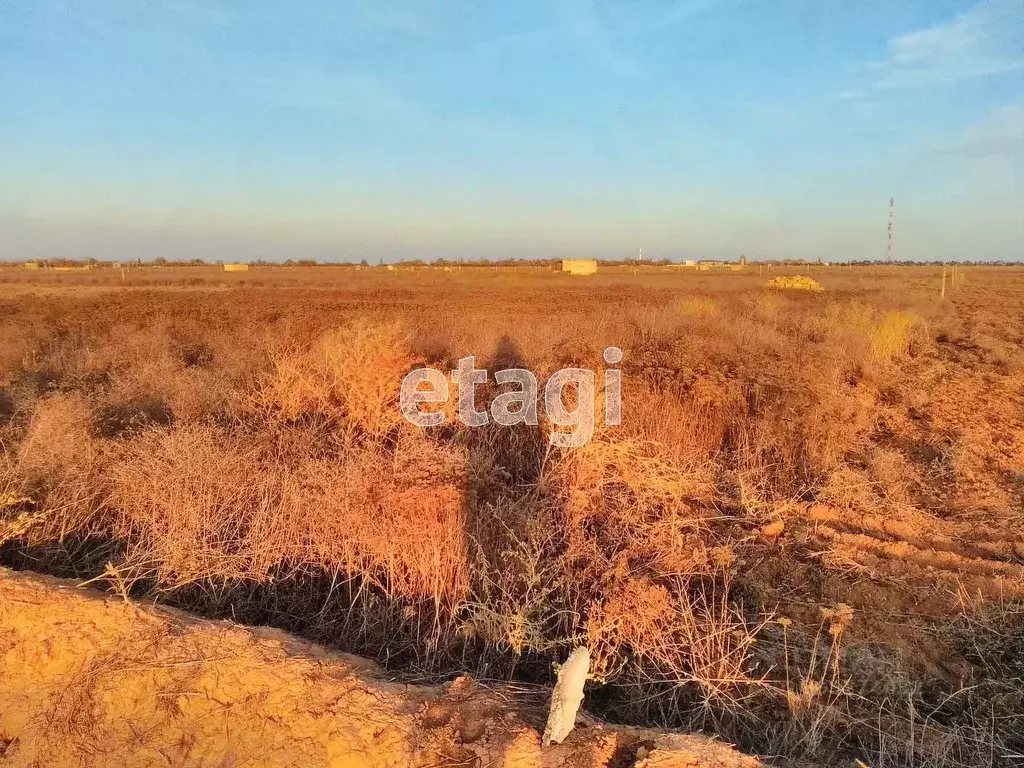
[
  {"x1": 764, "y1": 275, "x2": 823, "y2": 291},
  {"x1": 0, "y1": 568, "x2": 762, "y2": 768}
]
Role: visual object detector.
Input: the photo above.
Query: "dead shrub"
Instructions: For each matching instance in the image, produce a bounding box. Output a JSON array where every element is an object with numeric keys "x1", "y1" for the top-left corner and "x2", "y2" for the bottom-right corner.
[
  {"x1": 256, "y1": 320, "x2": 416, "y2": 438},
  {"x1": 0, "y1": 457, "x2": 40, "y2": 545},
  {"x1": 106, "y1": 425, "x2": 289, "y2": 584},
  {"x1": 728, "y1": 377, "x2": 870, "y2": 503},
  {"x1": 320, "y1": 321, "x2": 416, "y2": 437},
  {"x1": 677, "y1": 296, "x2": 718, "y2": 317},
  {"x1": 529, "y1": 435, "x2": 742, "y2": 691},
  {"x1": 550, "y1": 436, "x2": 712, "y2": 565},
  {"x1": 93, "y1": 397, "x2": 173, "y2": 438},
  {"x1": 870, "y1": 310, "x2": 921, "y2": 364},
  {"x1": 106, "y1": 424, "x2": 470, "y2": 645},
  {"x1": 622, "y1": 382, "x2": 732, "y2": 471},
  {"x1": 0, "y1": 388, "x2": 14, "y2": 425},
  {"x1": 287, "y1": 434, "x2": 470, "y2": 615},
  {"x1": 15, "y1": 394, "x2": 108, "y2": 538},
  {"x1": 177, "y1": 341, "x2": 214, "y2": 368},
  {"x1": 587, "y1": 575, "x2": 768, "y2": 717},
  {"x1": 462, "y1": 498, "x2": 565, "y2": 656},
  {"x1": 16, "y1": 329, "x2": 109, "y2": 396}
]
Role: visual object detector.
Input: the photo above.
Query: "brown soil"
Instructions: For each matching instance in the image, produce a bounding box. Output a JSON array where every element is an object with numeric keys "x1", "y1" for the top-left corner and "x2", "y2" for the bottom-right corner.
[
  {"x1": 798, "y1": 502, "x2": 1024, "y2": 604},
  {"x1": 0, "y1": 567, "x2": 762, "y2": 768}
]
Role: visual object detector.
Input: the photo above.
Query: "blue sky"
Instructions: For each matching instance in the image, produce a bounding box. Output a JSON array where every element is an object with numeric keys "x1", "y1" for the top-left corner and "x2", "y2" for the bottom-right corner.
[{"x1": 2, "y1": 0, "x2": 1022, "y2": 262}]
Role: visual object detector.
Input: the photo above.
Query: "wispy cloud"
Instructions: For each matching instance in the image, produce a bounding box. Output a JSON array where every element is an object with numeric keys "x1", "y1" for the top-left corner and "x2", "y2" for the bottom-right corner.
[
  {"x1": 866, "y1": 0, "x2": 1024, "y2": 90},
  {"x1": 834, "y1": 90, "x2": 866, "y2": 102},
  {"x1": 936, "y1": 103, "x2": 1024, "y2": 156},
  {"x1": 223, "y1": 67, "x2": 417, "y2": 119},
  {"x1": 561, "y1": 0, "x2": 644, "y2": 76},
  {"x1": 468, "y1": 0, "x2": 721, "y2": 78}
]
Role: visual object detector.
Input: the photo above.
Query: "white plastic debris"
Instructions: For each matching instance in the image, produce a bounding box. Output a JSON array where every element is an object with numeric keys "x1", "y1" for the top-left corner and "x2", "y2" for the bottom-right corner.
[{"x1": 543, "y1": 646, "x2": 590, "y2": 745}]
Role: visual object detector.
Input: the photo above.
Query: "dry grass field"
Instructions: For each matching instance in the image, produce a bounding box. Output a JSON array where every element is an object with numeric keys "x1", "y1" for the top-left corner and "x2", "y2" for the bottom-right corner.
[{"x1": 1, "y1": 263, "x2": 1023, "y2": 766}]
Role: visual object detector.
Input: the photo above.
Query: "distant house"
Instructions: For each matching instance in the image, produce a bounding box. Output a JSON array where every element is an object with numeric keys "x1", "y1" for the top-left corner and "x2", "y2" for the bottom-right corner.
[
  {"x1": 561, "y1": 259, "x2": 598, "y2": 276},
  {"x1": 222, "y1": 263, "x2": 249, "y2": 272}
]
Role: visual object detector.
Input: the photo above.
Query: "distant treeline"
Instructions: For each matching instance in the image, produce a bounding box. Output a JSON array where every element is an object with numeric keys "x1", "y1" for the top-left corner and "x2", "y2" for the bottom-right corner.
[{"x1": 11, "y1": 256, "x2": 1022, "y2": 268}]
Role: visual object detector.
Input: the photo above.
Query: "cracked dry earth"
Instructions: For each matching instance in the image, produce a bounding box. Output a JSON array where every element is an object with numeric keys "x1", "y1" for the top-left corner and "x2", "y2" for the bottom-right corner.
[{"x1": 0, "y1": 568, "x2": 761, "y2": 768}]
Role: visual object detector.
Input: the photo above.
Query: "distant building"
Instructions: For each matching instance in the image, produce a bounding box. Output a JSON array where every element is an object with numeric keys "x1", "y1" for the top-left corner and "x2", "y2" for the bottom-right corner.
[
  {"x1": 222, "y1": 263, "x2": 249, "y2": 272},
  {"x1": 695, "y1": 259, "x2": 726, "y2": 271},
  {"x1": 24, "y1": 261, "x2": 40, "y2": 270},
  {"x1": 561, "y1": 259, "x2": 598, "y2": 276}
]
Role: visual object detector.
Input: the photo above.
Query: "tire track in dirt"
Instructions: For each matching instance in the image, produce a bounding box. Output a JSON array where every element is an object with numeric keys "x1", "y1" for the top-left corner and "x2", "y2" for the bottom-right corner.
[{"x1": 798, "y1": 504, "x2": 1024, "y2": 602}]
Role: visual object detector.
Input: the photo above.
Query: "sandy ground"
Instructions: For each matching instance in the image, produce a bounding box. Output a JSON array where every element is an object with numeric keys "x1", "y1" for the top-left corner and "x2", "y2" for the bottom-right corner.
[{"x1": 0, "y1": 567, "x2": 762, "y2": 768}]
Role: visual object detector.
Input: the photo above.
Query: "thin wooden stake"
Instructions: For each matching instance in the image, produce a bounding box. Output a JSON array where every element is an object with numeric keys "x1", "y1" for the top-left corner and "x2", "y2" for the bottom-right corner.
[{"x1": 941, "y1": 266, "x2": 946, "y2": 300}]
